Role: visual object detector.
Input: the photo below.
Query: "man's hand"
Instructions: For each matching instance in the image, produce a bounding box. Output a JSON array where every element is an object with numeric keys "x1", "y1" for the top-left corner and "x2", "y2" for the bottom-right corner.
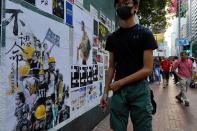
[
  {"x1": 110, "y1": 80, "x2": 123, "y2": 92},
  {"x1": 100, "y1": 93, "x2": 108, "y2": 109}
]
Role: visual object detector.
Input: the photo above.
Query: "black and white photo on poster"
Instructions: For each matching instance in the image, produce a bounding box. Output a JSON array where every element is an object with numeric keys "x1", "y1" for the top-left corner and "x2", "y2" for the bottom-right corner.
[
  {"x1": 98, "y1": 66, "x2": 104, "y2": 81},
  {"x1": 86, "y1": 84, "x2": 97, "y2": 104},
  {"x1": 71, "y1": 65, "x2": 80, "y2": 88},
  {"x1": 36, "y1": 0, "x2": 53, "y2": 14},
  {"x1": 52, "y1": 0, "x2": 64, "y2": 19},
  {"x1": 93, "y1": 65, "x2": 98, "y2": 81},
  {"x1": 80, "y1": 66, "x2": 88, "y2": 87},
  {"x1": 93, "y1": 48, "x2": 98, "y2": 64},
  {"x1": 70, "y1": 86, "x2": 86, "y2": 112},
  {"x1": 87, "y1": 66, "x2": 93, "y2": 85},
  {"x1": 93, "y1": 36, "x2": 99, "y2": 48},
  {"x1": 4, "y1": 1, "x2": 70, "y2": 130},
  {"x1": 58, "y1": 104, "x2": 70, "y2": 123}
]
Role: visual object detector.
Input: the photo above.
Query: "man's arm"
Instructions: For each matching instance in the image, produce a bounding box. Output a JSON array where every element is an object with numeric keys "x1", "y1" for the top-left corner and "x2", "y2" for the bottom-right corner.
[
  {"x1": 104, "y1": 52, "x2": 115, "y2": 94},
  {"x1": 110, "y1": 50, "x2": 153, "y2": 91},
  {"x1": 172, "y1": 60, "x2": 178, "y2": 72}
]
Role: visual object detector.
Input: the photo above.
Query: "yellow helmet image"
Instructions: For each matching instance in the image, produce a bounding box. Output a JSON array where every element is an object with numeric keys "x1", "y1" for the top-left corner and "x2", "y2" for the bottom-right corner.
[
  {"x1": 39, "y1": 69, "x2": 45, "y2": 75},
  {"x1": 19, "y1": 64, "x2": 30, "y2": 77},
  {"x1": 48, "y1": 57, "x2": 56, "y2": 63},
  {"x1": 34, "y1": 105, "x2": 46, "y2": 120}
]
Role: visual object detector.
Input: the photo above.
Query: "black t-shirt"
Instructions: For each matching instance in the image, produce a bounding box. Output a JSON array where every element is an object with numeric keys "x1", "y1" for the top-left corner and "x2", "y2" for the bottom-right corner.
[{"x1": 105, "y1": 24, "x2": 158, "y2": 81}]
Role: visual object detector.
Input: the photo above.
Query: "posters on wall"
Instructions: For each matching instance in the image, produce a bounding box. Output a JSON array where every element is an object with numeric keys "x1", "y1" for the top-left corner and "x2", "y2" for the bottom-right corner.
[
  {"x1": 72, "y1": 5, "x2": 93, "y2": 65},
  {"x1": 4, "y1": 1, "x2": 70, "y2": 130},
  {"x1": 52, "y1": 0, "x2": 64, "y2": 19},
  {"x1": 2, "y1": 0, "x2": 112, "y2": 130},
  {"x1": 65, "y1": 1, "x2": 73, "y2": 26},
  {"x1": 24, "y1": 0, "x2": 64, "y2": 19},
  {"x1": 98, "y1": 22, "x2": 109, "y2": 54},
  {"x1": 70, "y1": 86, "x2": 86, "y2": 114},
  {"x1": 36, "y1": 0, "x2": 53, "y2": 14}
]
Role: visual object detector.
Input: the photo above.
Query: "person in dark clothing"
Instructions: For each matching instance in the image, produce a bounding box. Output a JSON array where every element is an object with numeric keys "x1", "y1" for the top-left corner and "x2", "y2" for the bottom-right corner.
[
  {"x1": 154, "y1": 57, "x2": 161, "y2": 84},
  {"x1": 172, "y1": 56, "x2": 179, "y2": 84},
  {"x1": 100, "y1": 0, "x2": 158, "y2": 131}
]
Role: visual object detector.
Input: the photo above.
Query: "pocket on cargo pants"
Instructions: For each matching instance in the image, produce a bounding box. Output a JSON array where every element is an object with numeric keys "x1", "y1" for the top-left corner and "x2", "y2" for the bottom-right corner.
[{"x1": 110, "y1": 91, "x2": 129, "y2": 131}]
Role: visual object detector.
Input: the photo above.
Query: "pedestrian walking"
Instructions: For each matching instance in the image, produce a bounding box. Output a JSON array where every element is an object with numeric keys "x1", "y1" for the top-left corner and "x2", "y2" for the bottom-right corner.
[
  {"x1": 153, "y1": 57, "x2": 161, "y2": 84},
  {"x1": 100, "y1": 0, "x2": 158, "y2": 131},
  {"x1": 172, "y1": 52, "x2": 193, "y2": 106},
  {"x1": 172, "y1": 56, "x2": 179, "y2": 84},
  {"x1": 160, "y1": 57, "x2": 171, "y2": 88}
]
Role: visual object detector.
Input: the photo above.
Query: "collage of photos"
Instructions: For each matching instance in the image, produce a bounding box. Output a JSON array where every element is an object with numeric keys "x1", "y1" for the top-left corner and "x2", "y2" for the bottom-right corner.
[
  {"x1": 2, "y1": 0, "x2": 115, "y2": 130},
  {"x1": 4, "y1": 1, "x2": 70, "y2": 130},
  {"x1": 71, "y1": 65, "x2": 98, "y2": 89}
]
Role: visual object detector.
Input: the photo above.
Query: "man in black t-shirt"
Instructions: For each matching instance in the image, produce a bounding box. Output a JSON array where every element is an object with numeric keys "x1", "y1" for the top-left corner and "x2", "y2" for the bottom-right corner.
[{"x1": 100, "y1": 0, "x2": 158, "y2": 131}]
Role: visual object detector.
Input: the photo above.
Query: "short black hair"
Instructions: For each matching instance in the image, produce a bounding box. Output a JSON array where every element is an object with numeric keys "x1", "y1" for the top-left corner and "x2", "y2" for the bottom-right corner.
[
  {"x1": 17, "y1": 92, "x2": 26, "y2": 103},
  {"x1": 114, "y1": 0, "x2": 140, "y2": 7},
  {"x1": 180, "y1": 51, "x2": 188, "y2": 56}
]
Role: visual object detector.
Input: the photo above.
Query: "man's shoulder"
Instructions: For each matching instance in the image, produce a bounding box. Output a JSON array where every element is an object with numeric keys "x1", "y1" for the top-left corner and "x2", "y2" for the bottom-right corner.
[
  {"x1": 138, "y1": 25, "x2": 152, "y2": 35},
  {"x1": 188, "y1": 59, "x2": 193, "y2": 64}
]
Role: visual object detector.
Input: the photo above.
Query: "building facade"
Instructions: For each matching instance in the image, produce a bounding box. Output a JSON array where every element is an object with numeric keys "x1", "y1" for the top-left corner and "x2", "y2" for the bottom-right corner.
[{"x1": 187, "y1": 0, "x2": 197, "y2": 57}]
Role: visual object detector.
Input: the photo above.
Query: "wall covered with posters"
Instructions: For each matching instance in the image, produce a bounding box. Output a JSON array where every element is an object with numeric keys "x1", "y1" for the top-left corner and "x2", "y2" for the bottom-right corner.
[
  {"x1": 3, "y1": 1, "x2": 70, "y2": 130},
  {"x1": 0, "y1": 0, "x2": 115, "y2": 130}
]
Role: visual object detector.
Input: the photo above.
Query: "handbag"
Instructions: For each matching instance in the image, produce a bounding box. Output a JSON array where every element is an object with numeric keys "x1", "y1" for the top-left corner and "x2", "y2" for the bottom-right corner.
[{"x1": 150, "y1": 89, "x2": 157, "y2": 115}]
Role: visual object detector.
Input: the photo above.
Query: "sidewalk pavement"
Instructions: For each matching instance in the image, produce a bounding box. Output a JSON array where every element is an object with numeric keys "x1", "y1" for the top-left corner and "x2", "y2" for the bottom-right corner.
[{"x1": 93, "y1": 79, "x2": 197, "y2": 131}]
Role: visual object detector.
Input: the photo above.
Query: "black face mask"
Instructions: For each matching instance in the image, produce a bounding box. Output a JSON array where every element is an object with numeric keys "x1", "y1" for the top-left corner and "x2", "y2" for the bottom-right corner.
[{"x1": 116, "y1": 6, "x2": 134, "y2": 20}]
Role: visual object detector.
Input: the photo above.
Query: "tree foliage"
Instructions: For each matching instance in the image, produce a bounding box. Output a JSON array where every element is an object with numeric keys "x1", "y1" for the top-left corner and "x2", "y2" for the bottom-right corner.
[{"x1": 138, "y1": 0, "x2": 169, "y2": 33}]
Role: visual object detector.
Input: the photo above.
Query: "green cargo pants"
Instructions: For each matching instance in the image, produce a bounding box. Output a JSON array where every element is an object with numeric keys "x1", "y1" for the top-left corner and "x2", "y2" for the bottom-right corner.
[{"x1": 110, "y1": 80, "x2": 153, "y2": 131}]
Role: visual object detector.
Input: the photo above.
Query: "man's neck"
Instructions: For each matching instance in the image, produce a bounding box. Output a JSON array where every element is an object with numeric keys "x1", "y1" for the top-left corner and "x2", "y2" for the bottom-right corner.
[{"x1": 119, "y1": 17, "x2": 136, "y2": 28}]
